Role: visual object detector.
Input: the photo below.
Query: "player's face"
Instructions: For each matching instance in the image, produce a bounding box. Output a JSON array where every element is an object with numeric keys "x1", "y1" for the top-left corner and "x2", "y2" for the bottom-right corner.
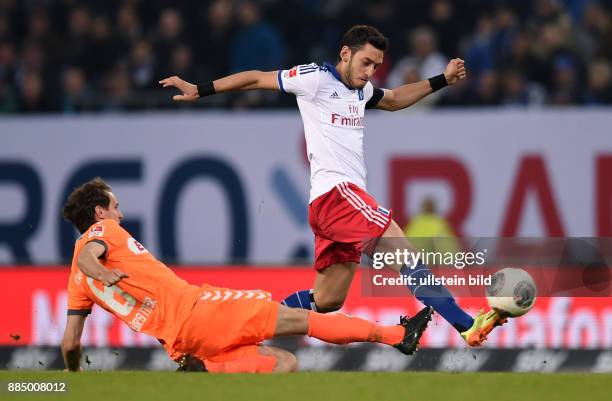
[
  {"x1": 97, "y1": 191, "x2": 123, "y2": 224},
  {"x1": 346, "y1": 44, "x2": 384, "y2": 89}
]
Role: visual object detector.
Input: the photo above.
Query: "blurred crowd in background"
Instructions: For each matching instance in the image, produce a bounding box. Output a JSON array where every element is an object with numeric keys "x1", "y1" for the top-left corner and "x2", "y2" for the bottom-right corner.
[{"x1": 1, "y1": 0, "x2": 612, "y2": 113}]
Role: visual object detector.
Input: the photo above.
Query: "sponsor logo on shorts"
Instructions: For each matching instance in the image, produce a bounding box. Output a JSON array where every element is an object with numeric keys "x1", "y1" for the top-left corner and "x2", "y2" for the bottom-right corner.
[{"x1": 377, "y1": 206, "x2": 390, "y2": 216}]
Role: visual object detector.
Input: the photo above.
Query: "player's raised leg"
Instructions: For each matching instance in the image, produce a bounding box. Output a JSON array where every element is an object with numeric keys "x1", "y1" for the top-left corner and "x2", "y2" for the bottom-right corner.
[
  {"x1": 282, "y1": 262, "x2": 357, "y2": 312},
  {"x1": 282, "y1": 185, "x2": 384, "y2": 312},
  {"x1": 378, "y1": 220, "x2": 507, "y2": 346},
  {"x1": 281, "y1": 235, "x2": 361, "y2": 313},
  {"x1": 311, "y1": 262, "x2": 357, "y2": 312},
  {"x1": 274, "y1": 303, "x2": 433, "y2": 355}
]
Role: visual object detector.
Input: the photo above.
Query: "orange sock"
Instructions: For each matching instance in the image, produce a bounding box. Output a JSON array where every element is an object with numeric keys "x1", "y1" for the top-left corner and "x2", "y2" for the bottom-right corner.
[{"x1": 307, "y1": 311, "x2": 404, "y2": 345}]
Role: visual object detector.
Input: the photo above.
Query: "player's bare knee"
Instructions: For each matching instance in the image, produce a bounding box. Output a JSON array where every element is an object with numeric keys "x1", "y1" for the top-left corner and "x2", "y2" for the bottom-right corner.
[
  {"x1": 273, "y1": 351, "x2": 298, "y2": 373},
  {"x1": 284, "y1": 352, "x2": 299, "y2": 372}
]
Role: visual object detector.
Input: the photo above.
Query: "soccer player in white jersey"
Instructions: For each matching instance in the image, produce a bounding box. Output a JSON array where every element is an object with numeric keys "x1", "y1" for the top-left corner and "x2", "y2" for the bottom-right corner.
[{"x1": 161, "y1": 25, "x2": 505, "y2": 346}]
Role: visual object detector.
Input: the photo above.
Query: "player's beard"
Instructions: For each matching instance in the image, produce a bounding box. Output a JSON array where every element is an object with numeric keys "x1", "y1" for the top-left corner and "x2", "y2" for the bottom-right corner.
[{"x1": 347, "y1": 56, "x2": 366, "y2": 89}]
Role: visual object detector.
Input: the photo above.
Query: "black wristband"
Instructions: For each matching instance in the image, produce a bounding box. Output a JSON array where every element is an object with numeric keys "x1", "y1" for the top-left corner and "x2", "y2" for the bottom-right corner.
[
  {"x1": 428, "y1": 74, "x2": 448, "y2": 92},
  {"x1": 197, "y1": 82, "x2": 216, "y2": 97}
]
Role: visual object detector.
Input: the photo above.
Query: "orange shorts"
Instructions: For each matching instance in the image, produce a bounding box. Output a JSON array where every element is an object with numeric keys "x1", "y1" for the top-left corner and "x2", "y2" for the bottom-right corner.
[{"x1": 174, "y1": 286, "x2": 280, "y2": 372}]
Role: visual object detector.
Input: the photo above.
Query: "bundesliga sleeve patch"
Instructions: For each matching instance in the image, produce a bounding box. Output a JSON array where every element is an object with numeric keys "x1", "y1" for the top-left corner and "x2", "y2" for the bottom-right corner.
[{"x1": 88, "y1": 225, "x2": 104, "y2": 238}]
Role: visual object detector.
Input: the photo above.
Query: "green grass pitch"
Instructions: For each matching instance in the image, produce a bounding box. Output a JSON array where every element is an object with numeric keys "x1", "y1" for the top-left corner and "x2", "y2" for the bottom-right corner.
[{"x1": 1, "y1": 371, "x2": 611, "y2": 401}]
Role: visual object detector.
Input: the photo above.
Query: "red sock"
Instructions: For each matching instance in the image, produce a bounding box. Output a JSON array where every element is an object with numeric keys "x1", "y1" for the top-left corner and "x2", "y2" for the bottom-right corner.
[{"x1": 307, "y1": 311, "x2": 404, "y2": 345}]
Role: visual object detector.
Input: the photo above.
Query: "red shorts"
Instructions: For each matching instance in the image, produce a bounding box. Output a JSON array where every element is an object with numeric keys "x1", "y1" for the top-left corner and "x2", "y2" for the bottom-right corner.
[{"x1": 309, "y1": 182, "x2": 393, "y2": 271}]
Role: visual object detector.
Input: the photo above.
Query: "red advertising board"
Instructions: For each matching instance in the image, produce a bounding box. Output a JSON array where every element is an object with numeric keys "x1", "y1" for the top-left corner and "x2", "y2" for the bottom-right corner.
[{"x1": 2, "y1": 267, "x2": 611, "y2": 348}]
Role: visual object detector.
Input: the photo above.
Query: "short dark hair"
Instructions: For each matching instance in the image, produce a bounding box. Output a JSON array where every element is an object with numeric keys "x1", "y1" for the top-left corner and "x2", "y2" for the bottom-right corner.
[
  {"x1": 62, "y1": 177, "x2": 112, "y2": 234},
  {"x1": 339, "y1": 25, "x2": 389, "y2": 58}
]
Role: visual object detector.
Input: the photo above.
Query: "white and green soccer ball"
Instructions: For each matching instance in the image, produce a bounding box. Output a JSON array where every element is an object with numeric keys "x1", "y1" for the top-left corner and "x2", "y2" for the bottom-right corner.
[{"x1": 486, "y1": 267, "x2": 537, "y2": 317}]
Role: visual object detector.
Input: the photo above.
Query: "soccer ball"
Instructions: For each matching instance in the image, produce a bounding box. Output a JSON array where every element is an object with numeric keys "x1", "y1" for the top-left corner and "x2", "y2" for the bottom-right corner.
[{"x1": 486, "y1": 267, "x2": 537, "y2": 317}]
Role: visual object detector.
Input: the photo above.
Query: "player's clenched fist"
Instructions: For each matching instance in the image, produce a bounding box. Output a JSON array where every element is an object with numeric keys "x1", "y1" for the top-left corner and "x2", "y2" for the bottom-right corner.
[
  {"x1": 99, "y1": 268, "x2": 129, "y2": 286},
  {"x1": 159, "y1": 76, "x2": 199, "y2": 101},
  {"x1": 444, "y1": 58, "x2": 467, "y2": 85}
]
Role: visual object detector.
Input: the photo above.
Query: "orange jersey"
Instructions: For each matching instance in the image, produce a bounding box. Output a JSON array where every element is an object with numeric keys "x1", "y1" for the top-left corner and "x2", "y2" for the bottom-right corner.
[{"x1": 67, "y1": 219, "x2": 203, "y2": 354}]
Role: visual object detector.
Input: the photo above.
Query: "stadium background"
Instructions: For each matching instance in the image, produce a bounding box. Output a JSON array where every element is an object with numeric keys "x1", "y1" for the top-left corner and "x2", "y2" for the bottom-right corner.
[{"x1": 1, "y1": 0, "x2": 612, "y2": 373}]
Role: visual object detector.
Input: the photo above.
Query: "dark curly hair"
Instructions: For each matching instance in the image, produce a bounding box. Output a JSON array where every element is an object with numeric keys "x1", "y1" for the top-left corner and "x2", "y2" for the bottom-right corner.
[
  {"x1": 339, "y1": 25, "x2": 388, "y2": 59},
  {"x1": 62, "y1": 177, "x2": 112, "y2": 233}
]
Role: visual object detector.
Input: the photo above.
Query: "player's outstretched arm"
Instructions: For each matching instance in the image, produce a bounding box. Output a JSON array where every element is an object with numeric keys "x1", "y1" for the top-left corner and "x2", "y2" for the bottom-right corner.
[
  {"x1": 375, "y1": 58, "x2": 466, "y2": 111},
  {"x1": 77, "y1": 242, "x2": 128, "y2": 286},
  {"x1": 61, "y1": 315, "x2": 86, "y2": 371},
  {"x1": 159, "y1": 71, "x2": 280, "y2": 102}
]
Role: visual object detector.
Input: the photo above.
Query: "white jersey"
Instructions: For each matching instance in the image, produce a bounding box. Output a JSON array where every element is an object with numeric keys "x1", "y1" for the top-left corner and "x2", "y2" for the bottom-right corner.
[{"x1": 278, "y1": 62, "x2": 382, "y2": 203}]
